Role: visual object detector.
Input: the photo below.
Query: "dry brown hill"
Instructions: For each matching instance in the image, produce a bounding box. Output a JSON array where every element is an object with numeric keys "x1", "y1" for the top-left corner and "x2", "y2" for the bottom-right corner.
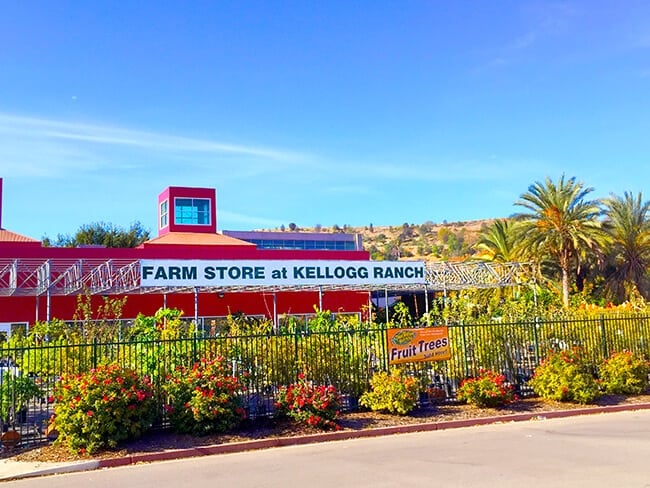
[{"x1": 270, "y1": 219, "x2": 495, "y2": 261}]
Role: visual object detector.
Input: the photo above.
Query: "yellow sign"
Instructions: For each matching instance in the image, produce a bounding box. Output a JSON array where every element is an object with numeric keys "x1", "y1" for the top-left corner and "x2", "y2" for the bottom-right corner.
[{"x1": 387, "y1": 327, "x2": 450, "y2": 365}]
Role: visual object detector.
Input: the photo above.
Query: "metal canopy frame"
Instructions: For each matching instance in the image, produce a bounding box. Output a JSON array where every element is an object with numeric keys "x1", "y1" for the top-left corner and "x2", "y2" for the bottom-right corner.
[{"x1": 0, "y1": 258, "x2": 535, "y2": 296}]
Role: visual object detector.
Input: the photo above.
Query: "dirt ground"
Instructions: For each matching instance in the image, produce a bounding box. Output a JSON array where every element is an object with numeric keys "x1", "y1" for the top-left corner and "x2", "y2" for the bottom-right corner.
[{"x1": 5, "y1": 393, "x2": 650, "y2": 464}]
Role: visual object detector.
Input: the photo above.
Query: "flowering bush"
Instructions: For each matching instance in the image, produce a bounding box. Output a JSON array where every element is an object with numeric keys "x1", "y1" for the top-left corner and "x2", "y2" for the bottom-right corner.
[
  {"x1": 598, "y1": 351, "x2": 650, "y2": 395},
  {"x1": 529, "y1": 348, "x2": 601, "y2": 404},
  {"x1": 456, "y1": 369, "x2": 515, "y2": 408},
  {"x1": 274, "y1": 374, "x2": 342, "y2": 430},
  {"x1": 51, "y1": 363, "x2": 156, "y2": 454},
  {"x1": 164, "y1": 357, "x2": 245, "y2": 435},
  {"x1": 359, "y1": 369, "x2": 419, "y2": 415}
]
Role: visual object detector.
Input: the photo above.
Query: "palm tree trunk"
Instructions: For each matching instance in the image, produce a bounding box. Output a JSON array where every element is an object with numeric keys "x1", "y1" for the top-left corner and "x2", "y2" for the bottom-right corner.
[{"x1": 562, "y1": 267, "x2": 570, "y2": 307}]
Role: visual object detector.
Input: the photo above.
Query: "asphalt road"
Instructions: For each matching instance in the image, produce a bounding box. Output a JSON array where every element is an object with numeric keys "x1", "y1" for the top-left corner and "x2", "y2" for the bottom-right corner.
[{"x1": 10, "y1": 410, "x2": 650, "y2": 488}]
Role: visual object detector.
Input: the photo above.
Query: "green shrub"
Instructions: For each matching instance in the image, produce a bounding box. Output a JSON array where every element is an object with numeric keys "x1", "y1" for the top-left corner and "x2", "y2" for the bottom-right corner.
[
  {"x1": 359, "y1": 369, "x2": 419, "y2": 415},
  {"x1": 456, "y1": 369, "x2": 515, "y2": 408},
  {"x1": 0, "y1": 374, "x2": 43, "y2": 422},
  {"x1": 529, "y1": 348, "x2": 601, "y2": 404},
  {"x1": 274, "y1": 373, "x2": 342, "y2": 430},
  {"x1": 52, "y1": 364, "x2": 156, "y2": 454},
  {"x1": 164, "y1": 357, "x2": 245, "y2": 435},
  {"x1": 598, "y1": 351, "x2": 650, "y2": 395}
]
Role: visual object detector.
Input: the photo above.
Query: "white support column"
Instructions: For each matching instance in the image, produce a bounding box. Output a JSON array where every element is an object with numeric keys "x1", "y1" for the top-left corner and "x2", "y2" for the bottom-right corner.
[
  {"x1": 424, "y1": 285, "x2": 430, "y2": 326},
  {"x1": 44, "y1": 260, "x2": 51, "y2": 323},
  {"x1": 194, "y1": 287, "x2": 199, "y2": 326}
]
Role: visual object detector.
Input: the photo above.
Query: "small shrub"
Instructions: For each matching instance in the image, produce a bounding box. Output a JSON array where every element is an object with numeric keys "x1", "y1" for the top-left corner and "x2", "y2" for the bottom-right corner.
[
  {"x1": 359, "y1": 369, "x2": 419, "y2": 415},
  {"x1": 456, "y1": 369, "x2": 515, "y2": 408},
  {"x1": 529, "y1": 348, "x2": 600, "y2": 404},
  {"x1": 52, "y1": 364, "x2": 156, "y2": 454},
  {"x1": 164, "y1": 357, "x2": 246, "y2": 435},
  {"x1": 0, "y1": 374, "x2": 43, "y2": 422},
  {"x1": 598, "y1": 351, "x2": 650, "y2": 395},
  {"x1": 275, "y1": 373, "x2": 342, "y2": 430}
]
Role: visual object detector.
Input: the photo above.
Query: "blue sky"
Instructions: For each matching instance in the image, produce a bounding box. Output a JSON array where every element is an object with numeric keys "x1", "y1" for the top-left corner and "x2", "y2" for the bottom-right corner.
[{"x1": 1, "y1": 1, "x2": 650, "y2": 241}]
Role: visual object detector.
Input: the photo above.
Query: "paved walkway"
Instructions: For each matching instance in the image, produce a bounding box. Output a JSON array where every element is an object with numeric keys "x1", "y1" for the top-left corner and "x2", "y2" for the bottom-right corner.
[{"x1": 2, "y1": 402, "x2": 650, "y2": 482}]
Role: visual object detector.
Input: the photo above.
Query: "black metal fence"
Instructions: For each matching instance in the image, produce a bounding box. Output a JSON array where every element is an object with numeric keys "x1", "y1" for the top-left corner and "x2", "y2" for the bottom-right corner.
[{"x1": 2, "y1": 314, "x2": 650, "y2": 447}]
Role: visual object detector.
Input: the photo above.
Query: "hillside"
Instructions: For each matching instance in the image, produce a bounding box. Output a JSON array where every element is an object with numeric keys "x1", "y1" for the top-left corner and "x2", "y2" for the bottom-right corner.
[{"x1": 270, "y1": 219, "x2": 495, "y2": 261}]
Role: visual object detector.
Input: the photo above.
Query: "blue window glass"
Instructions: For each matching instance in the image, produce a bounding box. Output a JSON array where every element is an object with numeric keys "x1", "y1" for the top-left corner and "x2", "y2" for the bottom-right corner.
[{"x1": 175, "y1": 198, "x2": 211, "y2": 225}]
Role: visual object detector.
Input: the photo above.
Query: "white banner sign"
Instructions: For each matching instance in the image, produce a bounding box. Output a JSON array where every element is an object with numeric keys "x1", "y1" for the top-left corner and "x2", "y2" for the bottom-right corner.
[{"x1": 140, "y1": 260, "x2": 426, "y2": 287}]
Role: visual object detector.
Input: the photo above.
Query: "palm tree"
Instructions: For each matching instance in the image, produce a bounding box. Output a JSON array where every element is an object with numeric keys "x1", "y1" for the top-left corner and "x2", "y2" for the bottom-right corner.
[
  {"x1": 472, "y1": 219, "x2": 529, "y2": 308},
  {"x1": 602, "y1": 191, "x2": 650, "y2": 302},
  {"x1": 474, "y1": 219, "x2": 523, "y2": 263},
  {"x1": 513, "y1": 175, "x2": 605, "y2": 307}
]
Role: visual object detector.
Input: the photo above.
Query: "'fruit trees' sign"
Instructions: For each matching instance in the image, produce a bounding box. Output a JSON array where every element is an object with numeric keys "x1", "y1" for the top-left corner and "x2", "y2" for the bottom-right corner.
[
  {"x1": 140, "y1": 260, "x2": 426, "y2": 287},
  {"x1": 387, "y1": 327, "x2": 451, "y2": 365}
]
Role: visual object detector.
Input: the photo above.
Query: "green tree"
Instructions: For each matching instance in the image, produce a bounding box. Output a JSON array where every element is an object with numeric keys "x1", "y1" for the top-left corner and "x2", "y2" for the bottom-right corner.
[
  {"x1": 474, "y1": 219, "x2": 523, "y2": 263},
  {"x1": 514, "y1": 175, "x2": 605, "y2": 307},
  {"x1": 602, "y1": 191, "x2": 650, "y2": 302},
  {"x1": 43, "y1": 221, "x2": 150, "y2": 248}
]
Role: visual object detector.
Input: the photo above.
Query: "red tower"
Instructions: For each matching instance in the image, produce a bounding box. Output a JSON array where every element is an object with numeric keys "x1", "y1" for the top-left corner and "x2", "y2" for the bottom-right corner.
[{"x1": 157, "y1": 186, "x2": 217, "y2": 236}]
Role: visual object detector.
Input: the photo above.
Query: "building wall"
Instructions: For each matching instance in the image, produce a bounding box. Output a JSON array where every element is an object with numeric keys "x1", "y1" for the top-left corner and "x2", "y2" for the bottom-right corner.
[
  {"x1": 0, "y1": 289, "x2": 369, "y2": 324},
  {"x1": 0, "y1": 184, "x2": 370, "y2": 326},
  {"x1": 0, "y1": 243, "x2": 371, "y2": 325}
]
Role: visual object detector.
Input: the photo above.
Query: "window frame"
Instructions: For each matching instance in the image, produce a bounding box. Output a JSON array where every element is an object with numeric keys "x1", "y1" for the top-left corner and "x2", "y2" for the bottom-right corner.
[{"x1": 174, "y1": 197, "x2": 211, "y2": 226}]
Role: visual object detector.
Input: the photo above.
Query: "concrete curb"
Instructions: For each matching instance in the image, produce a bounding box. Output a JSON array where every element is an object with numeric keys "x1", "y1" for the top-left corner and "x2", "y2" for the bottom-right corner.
[
  {"x1": 4, "y1": 402, "x2": 650, "y2": 481},
  {"x1": 0, "y1": 460, "x2": 100, "y2": 482}
]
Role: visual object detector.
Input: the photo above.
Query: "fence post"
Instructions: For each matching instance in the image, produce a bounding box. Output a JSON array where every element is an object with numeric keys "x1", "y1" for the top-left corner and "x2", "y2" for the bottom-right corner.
[
  {"x1": 92, "y1": 338, "x2": 98, "y2": 369},
  {"x1": 533, "y1": 317, "x2": 541, "y2": 367},
  {"x1": 461, "y1": 321, "x2": 469, "y2": 378},
  {"x1": 294, "y1": 327, "x2": 300, "y2": 381},
  {"x1": 600, "y1": 314, "x2": 608, "y2": 360}
]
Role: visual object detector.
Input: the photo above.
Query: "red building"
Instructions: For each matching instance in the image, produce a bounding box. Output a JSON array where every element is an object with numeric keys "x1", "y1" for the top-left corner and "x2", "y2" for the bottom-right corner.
[{"x1": 0, "y1": 180, "x2": 376, "y2": 335}]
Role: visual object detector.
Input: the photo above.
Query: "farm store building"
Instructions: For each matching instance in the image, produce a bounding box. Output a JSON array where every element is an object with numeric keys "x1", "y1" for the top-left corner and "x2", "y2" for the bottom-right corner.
[{"x1": 0, "y1": 179, "x2": 425, "y2": 336}]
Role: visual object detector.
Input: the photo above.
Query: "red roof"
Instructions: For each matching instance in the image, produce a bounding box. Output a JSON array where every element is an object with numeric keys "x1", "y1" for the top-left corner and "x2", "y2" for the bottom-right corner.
[
  {"x1": 141, "y1": 232, "x2": 255, "y2": 247},
  {"x1": 0, "y1": 229, "x2": 40, "y2": 244}
]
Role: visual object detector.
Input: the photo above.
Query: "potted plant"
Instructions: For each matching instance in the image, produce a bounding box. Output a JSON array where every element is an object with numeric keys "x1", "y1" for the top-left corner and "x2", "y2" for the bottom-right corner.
[{"x1": 1, "y1": 373, "x2": 43, "y2": 425}]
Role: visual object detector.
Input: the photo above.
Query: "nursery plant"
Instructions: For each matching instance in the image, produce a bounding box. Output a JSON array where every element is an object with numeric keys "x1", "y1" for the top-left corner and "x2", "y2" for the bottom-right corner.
[
  {"x1": 51, "y1": 363, "x2": 156, "y2": 454},
  {"x1": 359, "y1": 368, "x2": 419, "y2": 415},
  {"x1": 529, "y1": 348, "x2": 601, "y2": 404},
  {"x1": 274, "y1": 373, "x2": 342, "y2": 430},
  {"x1": 0, "y1": 373, "x2": 43, "y2": 423},
  {"x1": 598, "y1": 350, "x2": 650, "y2": 395},
  {"x1": 164, "y1": 357, "x2": 246, "y2": 435},
  {"x1": 456, "y1": 369, "x2": 515, "y2": 408}
]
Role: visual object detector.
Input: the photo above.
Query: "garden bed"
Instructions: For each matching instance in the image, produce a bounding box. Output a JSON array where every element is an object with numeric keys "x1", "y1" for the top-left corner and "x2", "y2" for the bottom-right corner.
[{"x1": 6, "y1": 393, "x2": 650, "y2": 464}]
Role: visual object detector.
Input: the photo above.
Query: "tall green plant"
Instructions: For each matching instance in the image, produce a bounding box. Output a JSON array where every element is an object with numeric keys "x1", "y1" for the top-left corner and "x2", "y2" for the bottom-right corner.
[
  {"x1": 514, "y1": 175, "x2": 606, "y2": 307},
  {"x1": 602, "y1": 191, "x2": 650, "y2": 302}
]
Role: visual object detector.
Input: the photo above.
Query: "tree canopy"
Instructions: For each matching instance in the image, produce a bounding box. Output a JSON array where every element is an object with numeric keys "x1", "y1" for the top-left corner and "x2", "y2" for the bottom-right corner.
[{"x1": 42, "y1": 221, "x2": 150, "y2": 248}]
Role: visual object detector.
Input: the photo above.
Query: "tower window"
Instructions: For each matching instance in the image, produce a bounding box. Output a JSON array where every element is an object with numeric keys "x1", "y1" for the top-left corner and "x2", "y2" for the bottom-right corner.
[
  {"x1": 160, "y1": 200, "x2": 169, "y2": 229},
  {"x1": 175, "y1": 198, "x2": 211, "y2": 225}
]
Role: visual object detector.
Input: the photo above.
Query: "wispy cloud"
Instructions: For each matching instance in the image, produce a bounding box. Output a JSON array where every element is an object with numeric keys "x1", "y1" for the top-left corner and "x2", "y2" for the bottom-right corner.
[
  {"x1": 480, "y1": 2, "x2": 578, "y2": 70},
  {"x1": 0, "y1": 112, "x2": 306, "y2": 178},
  {"x1": 510, "y1": 31, "x2": 538, "y2": 51}
]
